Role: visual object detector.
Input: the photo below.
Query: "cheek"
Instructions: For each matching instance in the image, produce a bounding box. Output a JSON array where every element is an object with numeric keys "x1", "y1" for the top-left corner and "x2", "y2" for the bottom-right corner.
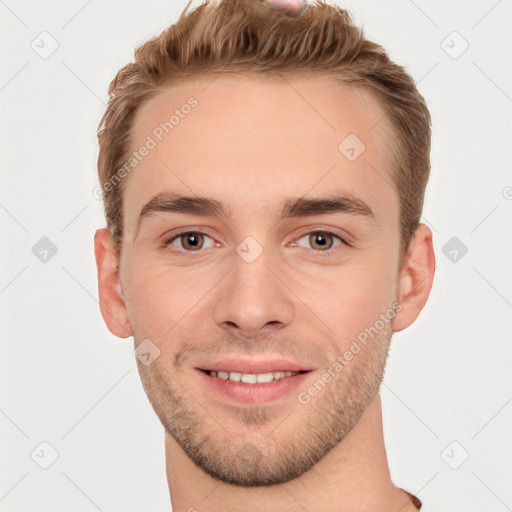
[
  {"x1": 297, "y1": 253, "x2": 397, "y2": 344},
  {"x1": 121, "y1": 258, "x2": 218, "y2": 341}
]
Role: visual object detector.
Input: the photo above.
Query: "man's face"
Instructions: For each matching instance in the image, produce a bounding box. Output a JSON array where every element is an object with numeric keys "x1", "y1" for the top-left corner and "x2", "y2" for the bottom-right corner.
[{"x1": 117, "y1": 76, "x2": 403, "y2": 485}]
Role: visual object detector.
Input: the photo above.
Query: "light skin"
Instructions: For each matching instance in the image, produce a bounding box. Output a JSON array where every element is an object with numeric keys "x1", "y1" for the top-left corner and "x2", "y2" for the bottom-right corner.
[{"x1": 95, "y1": 75, "x2": 435, "y2": 512}]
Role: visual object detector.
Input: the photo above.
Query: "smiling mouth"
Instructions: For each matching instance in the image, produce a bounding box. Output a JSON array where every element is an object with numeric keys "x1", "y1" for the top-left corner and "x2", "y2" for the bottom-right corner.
[{"x1": 198, "y1": 368, "x2": 311, "y2": 384}]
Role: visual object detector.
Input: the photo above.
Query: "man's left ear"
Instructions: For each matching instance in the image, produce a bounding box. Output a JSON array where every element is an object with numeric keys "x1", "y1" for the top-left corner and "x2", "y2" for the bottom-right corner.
[{"x1": 393, "y1": 223, "x2": 436, "y2": 332}]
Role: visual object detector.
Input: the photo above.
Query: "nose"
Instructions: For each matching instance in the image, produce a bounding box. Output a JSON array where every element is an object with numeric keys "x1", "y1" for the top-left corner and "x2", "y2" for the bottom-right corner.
[{"x1": 213, "y1": 250, "x2": 294, "y2": 338}]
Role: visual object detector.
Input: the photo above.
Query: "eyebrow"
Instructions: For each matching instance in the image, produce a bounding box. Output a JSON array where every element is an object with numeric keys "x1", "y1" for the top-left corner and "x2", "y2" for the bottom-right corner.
[{"x1": 134, "y1": 191, "x2": 376, "y2": 239}]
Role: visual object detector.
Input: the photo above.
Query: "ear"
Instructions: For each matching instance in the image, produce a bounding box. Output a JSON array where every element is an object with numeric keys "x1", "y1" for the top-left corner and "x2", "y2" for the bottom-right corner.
[
  {"x1": 94, "y1": 228, "x2": 133, "y2": 338},
  {"x1": 393, "y1": 223, "x2": 436, "y2": 332}
]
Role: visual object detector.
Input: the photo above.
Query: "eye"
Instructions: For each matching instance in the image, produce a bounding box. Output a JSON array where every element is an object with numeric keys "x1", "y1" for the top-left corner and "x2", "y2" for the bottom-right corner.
[
  {"x1": 292, "y1": 230, "x2": 349, "y2": 255},
  {"x1": 162, "y1": 229, "x2": 349, "y2": 256},
  {"x1": 164, "y1": 231, "x2": 218, "y2": 252}
]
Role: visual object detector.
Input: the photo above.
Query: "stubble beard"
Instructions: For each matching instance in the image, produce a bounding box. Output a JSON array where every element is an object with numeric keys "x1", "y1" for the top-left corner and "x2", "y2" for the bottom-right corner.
[{"x1": 135, "y1": 316, "x2": 394, "y2": 487}]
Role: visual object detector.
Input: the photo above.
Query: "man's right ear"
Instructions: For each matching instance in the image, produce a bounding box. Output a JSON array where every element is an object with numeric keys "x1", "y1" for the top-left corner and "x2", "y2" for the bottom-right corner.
[{"x1": 94, "y1": 228, "x2": 133, "y2": 339}]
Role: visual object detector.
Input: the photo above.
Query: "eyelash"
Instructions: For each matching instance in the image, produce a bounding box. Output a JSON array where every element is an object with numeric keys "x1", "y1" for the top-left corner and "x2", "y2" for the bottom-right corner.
[{"x1": 162, "y1": 229, "x2": 351, "y2": 257}]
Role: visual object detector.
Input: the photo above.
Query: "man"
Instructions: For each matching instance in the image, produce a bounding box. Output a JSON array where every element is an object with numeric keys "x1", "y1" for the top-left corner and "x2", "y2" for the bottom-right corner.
[{"x1": 94, "y1": 0, "x2": 437, "y2": 510}]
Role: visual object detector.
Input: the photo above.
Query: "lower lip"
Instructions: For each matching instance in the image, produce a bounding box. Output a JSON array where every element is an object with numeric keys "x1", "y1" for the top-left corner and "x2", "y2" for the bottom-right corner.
[{"x1": 195, "y1": 368, "x2": 312, "y2": 404}]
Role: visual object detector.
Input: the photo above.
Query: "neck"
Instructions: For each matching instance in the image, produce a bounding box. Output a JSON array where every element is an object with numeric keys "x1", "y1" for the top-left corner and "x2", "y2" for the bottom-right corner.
[{"x1": 164, "y1": 392, "x2": 418, "y2": 512}]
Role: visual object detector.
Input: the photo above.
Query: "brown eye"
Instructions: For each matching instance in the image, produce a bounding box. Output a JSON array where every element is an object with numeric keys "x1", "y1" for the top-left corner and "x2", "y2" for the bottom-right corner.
[
  {"x1": 308, "y1": 232, "x2": 334, "y2": 251},
  {"x1": 179, "y1": 232, "x2": 204, "y2": 251},
  {"x1": 165, "y1": 231, "x2": 216, "y2": 253},
  {"x1": 293, "y1": 230, "x2": 348, "y2": 257}
]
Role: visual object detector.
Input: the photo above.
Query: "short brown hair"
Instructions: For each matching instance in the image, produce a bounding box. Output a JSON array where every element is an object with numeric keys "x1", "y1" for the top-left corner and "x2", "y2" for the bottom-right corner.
[{"x1": 97, "y1": 0, "x2": 431, "y2": 262}]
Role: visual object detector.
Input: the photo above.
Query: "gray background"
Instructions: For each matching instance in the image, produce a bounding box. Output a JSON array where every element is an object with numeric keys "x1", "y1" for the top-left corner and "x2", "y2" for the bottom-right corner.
[{"x1": 1, "y1": 0, "x2": 511, "y2": 510}]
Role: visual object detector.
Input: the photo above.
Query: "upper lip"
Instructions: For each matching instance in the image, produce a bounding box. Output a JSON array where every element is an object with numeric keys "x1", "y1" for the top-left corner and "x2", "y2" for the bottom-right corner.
[{"x1": 197, "y1": 357, "x2": 314, "y2": 374}]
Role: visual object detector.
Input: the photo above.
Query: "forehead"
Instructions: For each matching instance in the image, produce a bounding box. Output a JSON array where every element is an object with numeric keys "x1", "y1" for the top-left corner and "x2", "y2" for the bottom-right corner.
[{"x1": 123, "y1": 75, "x2": 398, "y2": 231}]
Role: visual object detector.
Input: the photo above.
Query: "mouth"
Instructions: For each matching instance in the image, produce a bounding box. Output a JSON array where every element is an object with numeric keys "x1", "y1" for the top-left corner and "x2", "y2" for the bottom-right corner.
[
  {"x1": 194, "y1": 366, "x2": 313, "y2": 404},
  {"x1": 197, "y1": 368, "x2": 311, "y2": 384}
]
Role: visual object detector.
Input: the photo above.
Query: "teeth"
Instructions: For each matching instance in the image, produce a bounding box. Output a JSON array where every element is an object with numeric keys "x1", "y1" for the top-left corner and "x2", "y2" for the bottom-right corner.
[
  {"x1": 256, "y1": 373, "x2": 273, "y2": 383},
  {"x1": 207, "y1": 370, "x2": 299, "y2": 383},
  {"x1": 241, "y1": 373, "x2": 257, "y2": 384}
]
